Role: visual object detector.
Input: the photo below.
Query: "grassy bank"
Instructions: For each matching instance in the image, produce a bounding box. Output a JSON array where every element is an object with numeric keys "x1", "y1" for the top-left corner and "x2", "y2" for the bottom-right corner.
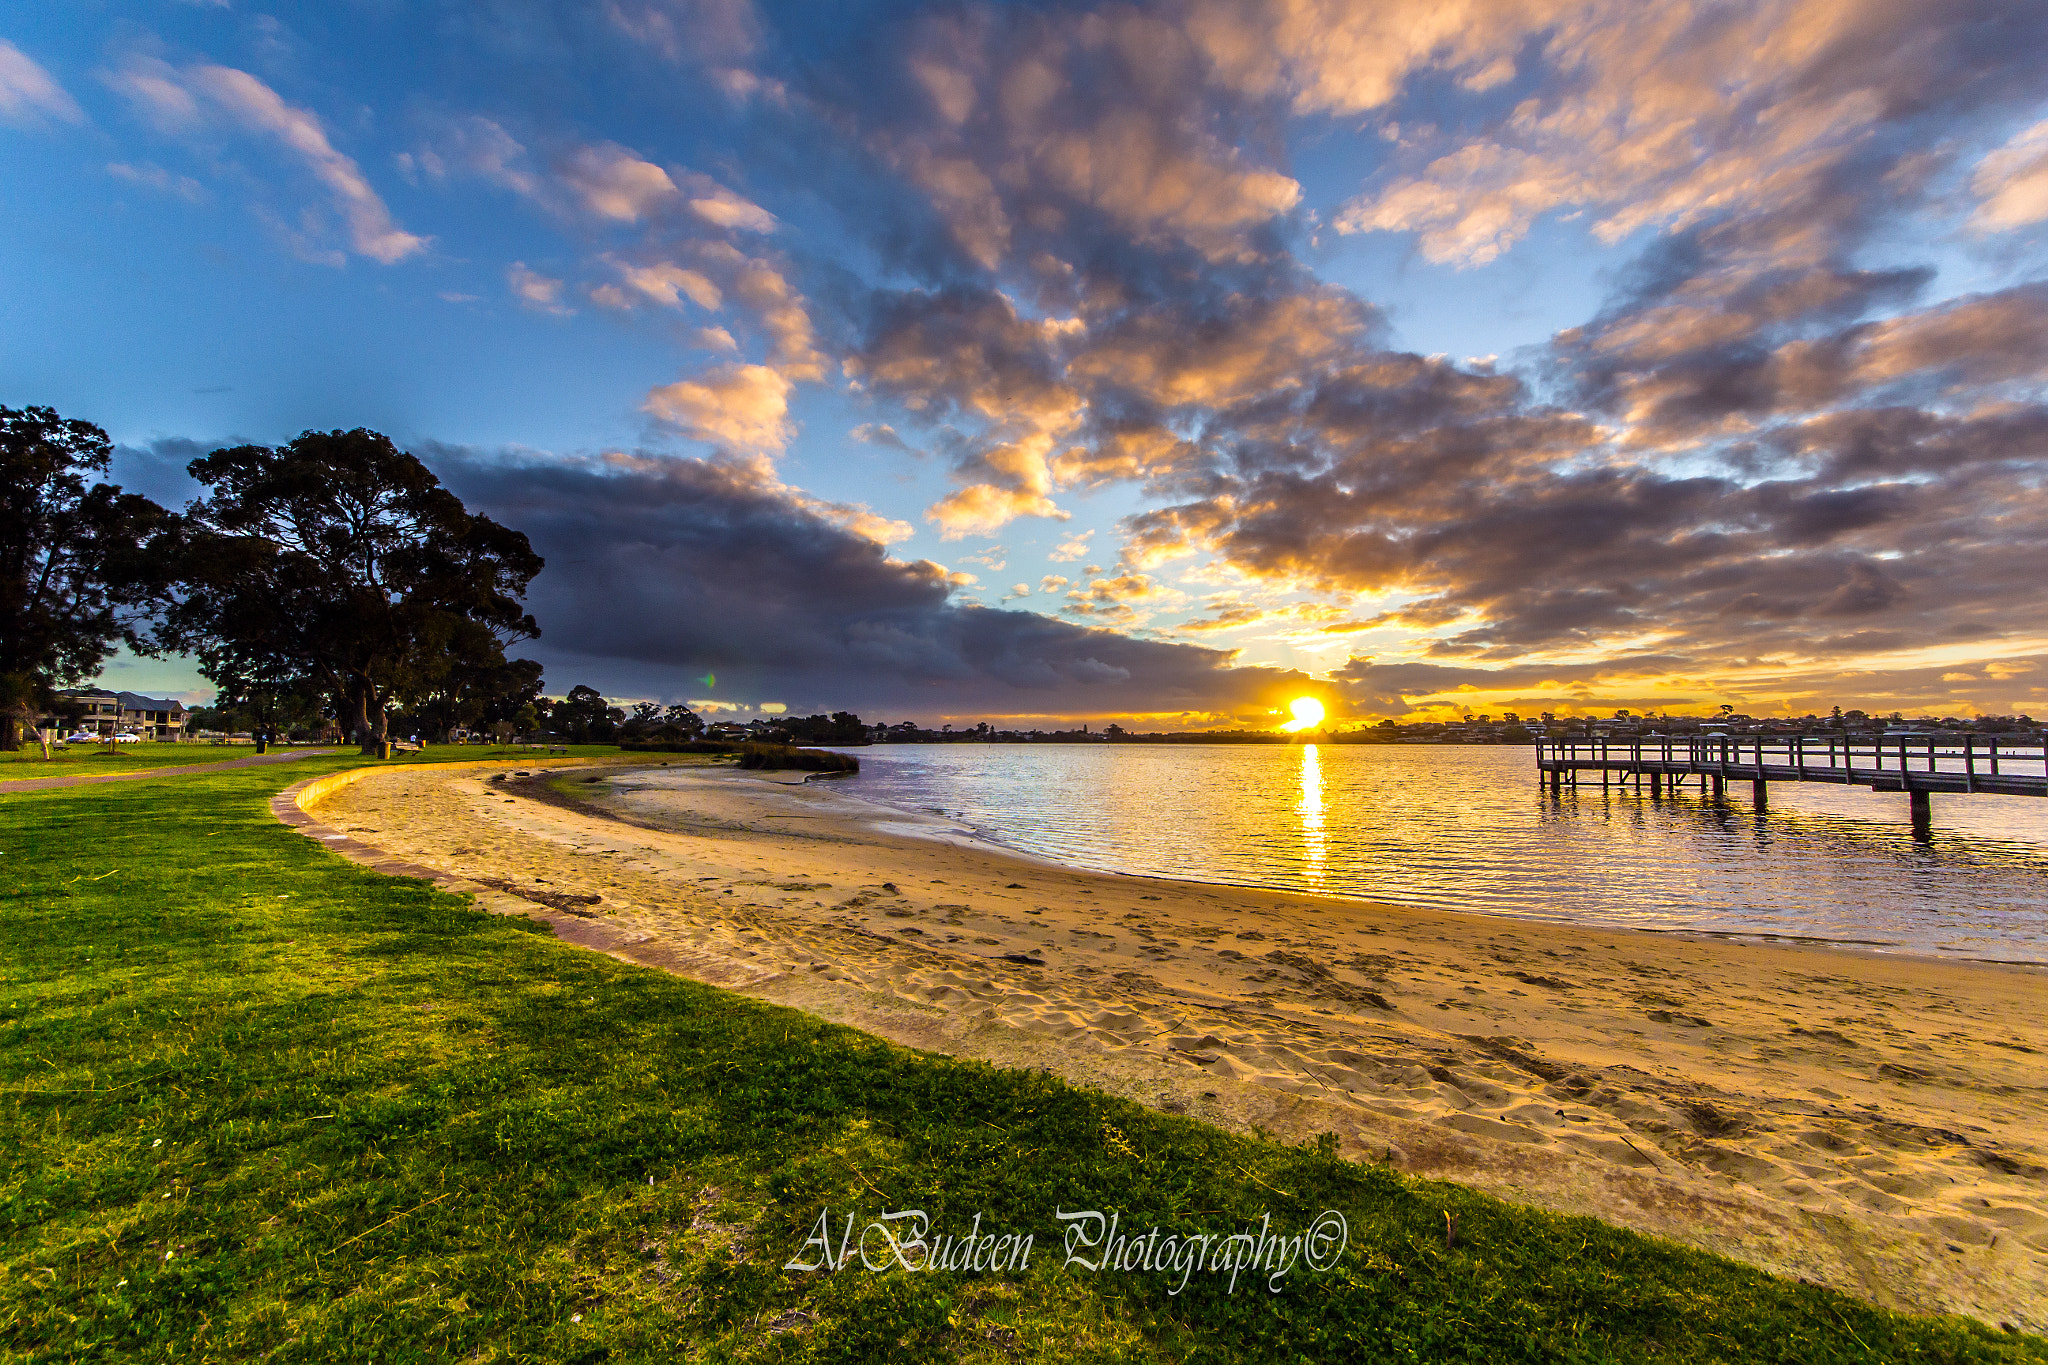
[
  {"x1": 1, "y1": 762, "x2": 2040, "y2": 1362},
  {"x1": 0, "y1": 742, "x2": 629, "y2": 776},
  {"x1": 0, "y1": 741, "x2": 281, "y2": 774}
]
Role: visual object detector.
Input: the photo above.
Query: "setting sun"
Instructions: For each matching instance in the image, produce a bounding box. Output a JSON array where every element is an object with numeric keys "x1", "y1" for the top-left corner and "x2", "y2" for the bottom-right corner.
[{"x1": 1279, "y1": 696, "x2": 1326, "y2": 732}]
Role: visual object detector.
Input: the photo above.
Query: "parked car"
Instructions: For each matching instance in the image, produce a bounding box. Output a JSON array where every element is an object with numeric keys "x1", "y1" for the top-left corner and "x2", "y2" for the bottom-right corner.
[
  {"x1": 63, "y1": 732, "x2": 98, "y2": 744},
  {"x1": 113, "y1": 732, "x2": 143, "y2": 743}
]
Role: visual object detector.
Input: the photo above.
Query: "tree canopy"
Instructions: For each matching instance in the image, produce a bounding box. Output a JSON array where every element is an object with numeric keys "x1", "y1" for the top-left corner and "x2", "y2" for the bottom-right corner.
[
  {"x1": 151, "y1": 428, "x2": 543, "y2": 753},
  {"x1": 548, "y1": 684, "x2": 623, "y2": 743},
  {"x1": 0, "y1": 405, "x2": 168, "y2": 749}
]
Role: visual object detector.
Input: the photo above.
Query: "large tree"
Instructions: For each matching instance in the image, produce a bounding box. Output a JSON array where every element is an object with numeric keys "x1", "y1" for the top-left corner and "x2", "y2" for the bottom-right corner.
[
  {"x1": 153, "y1": 429, "x2": 544, "y2": 754},
  {"x1": 0, "y1": 405, "x2": 168, "y2": 750},
  {"x1": 548, "y1": 684, "x2": 623, "y2": 743},
  {"x1": 393, "y1": 617, "x2": 546, "y2": 742}
]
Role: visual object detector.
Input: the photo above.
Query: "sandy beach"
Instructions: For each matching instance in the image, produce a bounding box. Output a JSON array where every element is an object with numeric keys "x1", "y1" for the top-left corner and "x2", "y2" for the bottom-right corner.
[{"x1": 303, "y1": 756, "x2": 2048, "y2": 1330}]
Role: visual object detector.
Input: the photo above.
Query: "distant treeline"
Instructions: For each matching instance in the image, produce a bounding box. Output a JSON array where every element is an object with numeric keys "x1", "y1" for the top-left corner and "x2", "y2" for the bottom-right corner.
[
  {"x1": 617, "y1": 738, "x2": 858, "y2": 772},
  {"x1": 549, "y1": 698, "x2": 868, "y2": 747},
  {"x1": 868, "y1": 723, "x2": 1536, "y2": 745}
]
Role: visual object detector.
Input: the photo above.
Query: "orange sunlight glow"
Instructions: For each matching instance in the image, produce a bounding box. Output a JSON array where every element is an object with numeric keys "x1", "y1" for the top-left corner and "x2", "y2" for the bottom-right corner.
[{"x1": 1279, "y1": 696, "x2": 1325, "y2": 732}]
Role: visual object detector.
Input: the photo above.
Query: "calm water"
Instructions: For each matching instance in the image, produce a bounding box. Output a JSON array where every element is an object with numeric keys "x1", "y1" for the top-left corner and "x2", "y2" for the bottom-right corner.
[{"x1": 829, "y1": 744, "x2": 2048, "y2": 963}]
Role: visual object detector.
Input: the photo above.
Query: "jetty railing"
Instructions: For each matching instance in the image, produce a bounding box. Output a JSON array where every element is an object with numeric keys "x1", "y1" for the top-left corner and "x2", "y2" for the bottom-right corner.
[{"x1": 1534, "y1": 734, "x2": 2047, "y2": 833}]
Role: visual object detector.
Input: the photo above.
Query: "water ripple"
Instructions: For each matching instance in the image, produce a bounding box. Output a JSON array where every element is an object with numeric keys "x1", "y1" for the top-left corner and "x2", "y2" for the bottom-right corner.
[{"x1": 828, "y1": 744, "x2": 2048, "y2": 963}]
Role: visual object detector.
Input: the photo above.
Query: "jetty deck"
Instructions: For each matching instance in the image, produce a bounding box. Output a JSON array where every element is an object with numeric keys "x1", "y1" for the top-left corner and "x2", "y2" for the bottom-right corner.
[{"x1": 1534, "y1": 734, "x2": 2048, "y2": 833}]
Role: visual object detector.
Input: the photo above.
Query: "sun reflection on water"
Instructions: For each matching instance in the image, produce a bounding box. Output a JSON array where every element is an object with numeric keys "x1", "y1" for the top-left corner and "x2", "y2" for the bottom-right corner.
[{"x1": 1298, "y1": 743, "x2": 1325, "y2": 885}]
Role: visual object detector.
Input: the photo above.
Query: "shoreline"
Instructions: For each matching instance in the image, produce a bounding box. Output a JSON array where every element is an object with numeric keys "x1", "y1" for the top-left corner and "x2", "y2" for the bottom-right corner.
[{"x1": 303, "y1": 757, "x2": 2048, "y2": 1330}]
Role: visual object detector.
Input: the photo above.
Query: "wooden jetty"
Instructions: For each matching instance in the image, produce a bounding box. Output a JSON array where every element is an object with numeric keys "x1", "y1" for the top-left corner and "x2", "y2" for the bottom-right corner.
[{"x1": 1534, "y1": 734, "x2": 2048, "y2": 835}]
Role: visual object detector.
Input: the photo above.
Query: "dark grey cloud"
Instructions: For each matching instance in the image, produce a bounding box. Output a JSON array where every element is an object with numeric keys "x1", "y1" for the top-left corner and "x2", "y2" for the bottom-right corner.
[
  {"x1": 109, "y1": 438, "x2": 208, "y2": 509},
  {"x1": 427, "y1": 443, "x2": 1310, "y2": 720}
]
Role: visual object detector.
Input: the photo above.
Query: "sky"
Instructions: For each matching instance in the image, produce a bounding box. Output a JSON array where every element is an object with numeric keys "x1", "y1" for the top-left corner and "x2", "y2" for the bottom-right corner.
[{"x1": 5, "y1": 0, "x2": 2048, "y2": 729}]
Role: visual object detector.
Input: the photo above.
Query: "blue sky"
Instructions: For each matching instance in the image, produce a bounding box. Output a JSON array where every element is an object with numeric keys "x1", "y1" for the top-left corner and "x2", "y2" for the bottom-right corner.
[{"x1": 7, "y1": 2, "x2": 2048, "y2": 725}]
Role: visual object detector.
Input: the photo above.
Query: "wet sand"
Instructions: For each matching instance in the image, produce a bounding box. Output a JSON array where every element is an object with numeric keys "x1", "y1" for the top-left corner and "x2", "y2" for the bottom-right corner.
[{"x1": 304, "y1": 757, "x2": 2048, "y2": 1330}]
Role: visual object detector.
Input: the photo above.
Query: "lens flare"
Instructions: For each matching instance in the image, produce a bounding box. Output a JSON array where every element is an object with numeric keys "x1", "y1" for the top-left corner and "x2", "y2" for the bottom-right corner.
[{"x1": 1280, "y1": 696, "x2": 1325, "y2": 732}]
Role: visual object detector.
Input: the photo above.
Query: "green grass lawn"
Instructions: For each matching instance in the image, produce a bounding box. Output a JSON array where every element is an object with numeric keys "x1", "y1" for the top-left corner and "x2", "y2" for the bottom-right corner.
[
  {"x1": 365, "y1": 743, "x2": 630, "y2": 766},
  {"x1": 2, "y1": 761, "x2": 2041, "y2": 1362},
  {"x1": 0, "y1": 741, "x2": 627, "y2": 777},
  {"x1": 0, "y1": 742, "x2": 276, "y2": 774}
]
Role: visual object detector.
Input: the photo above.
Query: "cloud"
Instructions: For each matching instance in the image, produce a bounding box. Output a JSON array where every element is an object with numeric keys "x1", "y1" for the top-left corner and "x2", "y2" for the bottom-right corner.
[
  {"x1": 409, "y1": 121, "x2": 767, "y2": 237},
  {"x1": 107, "y1": 58, "x2": 426, "y2": 263},
  {"x1": 866, "y1": 6, "x2": 1307, "y2": 267},
  {"x1": 589, "y1": 242, "x2": 827, "y2": 452},
  {"x1": 1124, "y1": 362, "x2": 2048, "y2": 673},
  {"x1": 1185, "y1": 0, "x2": 1550, "y2": 117},
  {"x1": 1338, "y1": 144, "x2": 1587, "y2": 267},
  {"x1": 1062, "y1": 571, "x2": 1184, "y2": 626},
  {"x1": 1172, "y1": 598, "x2": 1270, "y2": 633},
  {"x1": 685, "y1": 181, "x2": 775, "y2": 232},
  {"x1": 605, "y1": 255, "x2": 723, "y2": 309},
  {"x1": 1329, "y1": 1, "x2": 2048, "y2": 266},
  {"x1": 852, "y1": 421, "x2": 918, "y2": 454},
  {"x1": 771, "y1": 0, "x2": 2048, "y2": 698},
  {"x1": 1327, "y1": 651, "x2": 2048, "y2": 722},
  {"x1": 191, "y1": 65, "x2": 427, "y2": 263},
  {"x1": 1971, "y1": 117, "x2": 2048, "y2": 232},
  {"x1": 1066, "y1": 286, "x2": 1379, "y2": 409},
  {"x1": 107, "y1": 161, "x2": 205, "y2": 202},
  {"x1": 561, "y1": 142, "x2": 679, "y2": 221},
  {"x1": 0, "y1": 39, "x2": 84, "y2": 127},
  {"x1": 644, "y1": 361, "x2": 794, "y2": 454},
  {"x1": 104, "y1": 57, "x2": 203, "y2": 132},
  {"x1": 552, "y1": 140, "x2": 775, "y2": 233},
  {"x1": 401, "y1": 115, "x2": 542, "y2": 199},
  {"x1": 426, "y1": 444, "x2": 1313, "y2": 722},
  {"x1": 797, "y1": 496, "x2": 916, "y2": 545},
  {"x1": 926, "y1": 482, "x2": 1068, "y2": 539},
  {"x1": 605, "y1": 0, "x2": 762, "y2": 65},
  {"x1": 723, "y1": 250, "x2": 826, "y2": 379},
  {"x1": 507, "y1": 262, "x2": 572, "y2": 315},
  {"x1": 836, "y1": 254, "x2": 1381, "y2": 533},
  {"x1": 1047, "y1": 529, "x2": 1094, "y2": 562}
]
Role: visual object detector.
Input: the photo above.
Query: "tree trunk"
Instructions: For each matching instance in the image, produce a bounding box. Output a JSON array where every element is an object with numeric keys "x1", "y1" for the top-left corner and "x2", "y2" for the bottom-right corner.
[
  {"x1": 0, "y1": 673, "x2": 37, "y2": 751},
  {"x1": 348, "y1": 681, "x2": 388, "y2": 755}
]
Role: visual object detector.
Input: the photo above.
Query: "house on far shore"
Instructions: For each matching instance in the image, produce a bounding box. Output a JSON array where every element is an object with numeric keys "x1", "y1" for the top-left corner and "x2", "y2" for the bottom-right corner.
[{"x1": 42, "y1": 688, "x2": 190, "y2": 741}]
